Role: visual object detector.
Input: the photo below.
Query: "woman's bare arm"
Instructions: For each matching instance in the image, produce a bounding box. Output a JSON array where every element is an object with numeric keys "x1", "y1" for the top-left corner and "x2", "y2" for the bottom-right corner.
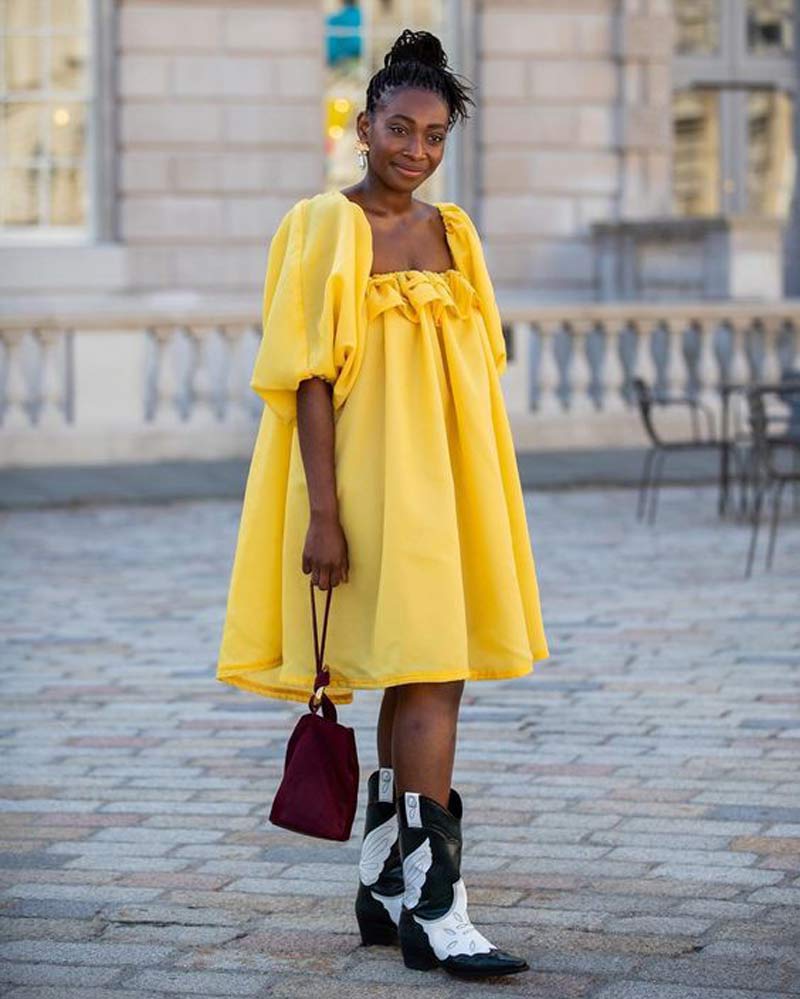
[{"x1": 296, "y1": 377, "x2": 349, "y2": 589}]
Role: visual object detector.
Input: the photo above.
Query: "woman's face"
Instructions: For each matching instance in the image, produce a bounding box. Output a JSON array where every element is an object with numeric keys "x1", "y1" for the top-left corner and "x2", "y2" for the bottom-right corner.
[{"x1": 356, "y1": 86, "x2": 450, "y2": 191}]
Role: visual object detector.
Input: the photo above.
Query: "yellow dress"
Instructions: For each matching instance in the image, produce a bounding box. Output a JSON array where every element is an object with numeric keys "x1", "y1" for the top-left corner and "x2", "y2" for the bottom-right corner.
[{"x1": 216, "y1": 188, "x2": 549, "y2": 704}]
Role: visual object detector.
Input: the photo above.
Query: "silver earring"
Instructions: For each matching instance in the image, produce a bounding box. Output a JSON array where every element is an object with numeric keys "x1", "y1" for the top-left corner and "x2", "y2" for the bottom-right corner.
[{"x1": 356, "y1": 140, "x2": 369, "y2": 170}]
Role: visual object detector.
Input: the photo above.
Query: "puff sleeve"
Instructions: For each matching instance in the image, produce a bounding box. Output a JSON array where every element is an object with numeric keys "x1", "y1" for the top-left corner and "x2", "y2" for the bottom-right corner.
[
  {"x1": 440, "y1": 203, "x2": 508, "y2": 376},
  {"x1": 250, "y1": 193, "x2": 370, "y2": 424}
]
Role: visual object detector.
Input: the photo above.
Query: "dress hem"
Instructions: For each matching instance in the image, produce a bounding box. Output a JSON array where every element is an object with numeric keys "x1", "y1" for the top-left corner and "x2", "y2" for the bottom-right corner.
[{"x1": 216, "y1": 652, "x2": 548, "y2": 706}]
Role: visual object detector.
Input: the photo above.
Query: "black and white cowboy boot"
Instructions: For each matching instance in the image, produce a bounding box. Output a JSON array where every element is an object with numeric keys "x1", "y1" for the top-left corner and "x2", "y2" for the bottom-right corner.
[
  {"x1": 397, "y1": 789, "x2": 529, "y2": 977},
  {"x1": 355, "y1": 767, "x2": 404, "y2": 945}
]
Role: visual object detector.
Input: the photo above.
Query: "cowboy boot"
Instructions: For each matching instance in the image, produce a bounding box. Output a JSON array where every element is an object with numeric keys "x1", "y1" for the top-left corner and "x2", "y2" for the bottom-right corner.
[
  {"x1": 397, "y1": 789, "x2": 529, "y2": 977},
  {"x1": 355, "y1": 767, "x2": 404, "y2": 945}
]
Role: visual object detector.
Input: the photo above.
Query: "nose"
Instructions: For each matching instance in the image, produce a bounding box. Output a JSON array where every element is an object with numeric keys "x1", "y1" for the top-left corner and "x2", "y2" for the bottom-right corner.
[{"x1": 403, "y1": 134, "x2": 425, "y2": 160}]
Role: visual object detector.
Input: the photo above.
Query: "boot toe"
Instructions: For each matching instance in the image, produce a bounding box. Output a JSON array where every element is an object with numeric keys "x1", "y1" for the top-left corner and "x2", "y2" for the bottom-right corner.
[{"x1": 442, "y1": 948, "x2": 529, "y2": 978}]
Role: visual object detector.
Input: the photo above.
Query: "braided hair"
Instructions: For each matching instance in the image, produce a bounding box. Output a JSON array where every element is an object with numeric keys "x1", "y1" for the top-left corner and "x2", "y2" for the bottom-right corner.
[{"x1": 365, "y1": 29, "x2": 475, "y2": 131}]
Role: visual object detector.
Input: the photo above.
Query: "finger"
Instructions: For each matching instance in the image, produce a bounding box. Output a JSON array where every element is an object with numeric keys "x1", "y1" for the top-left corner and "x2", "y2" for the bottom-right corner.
[{"x1": 319, "y1": 567, "x2": 331, "y2": 591}]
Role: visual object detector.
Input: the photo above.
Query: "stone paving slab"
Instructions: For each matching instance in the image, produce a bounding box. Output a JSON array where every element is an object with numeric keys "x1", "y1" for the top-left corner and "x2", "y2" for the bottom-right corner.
[{"x1": 0, "y1": 485, "x2": 798, "y2": 997}]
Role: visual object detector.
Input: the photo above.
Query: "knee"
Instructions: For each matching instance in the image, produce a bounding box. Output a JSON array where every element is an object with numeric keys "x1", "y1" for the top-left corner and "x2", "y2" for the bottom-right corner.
[{"x1": 397, "y1": 679, "x2": 464, "y2": 717}]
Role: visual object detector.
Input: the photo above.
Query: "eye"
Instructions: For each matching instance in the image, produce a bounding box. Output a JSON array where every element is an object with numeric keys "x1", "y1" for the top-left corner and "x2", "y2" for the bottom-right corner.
[
  {"x1": 429, "y1": 135, "x2": 444, "y2": 144},
  {"x1": 390, "y1": 125, "x2": 405, "y2": 134}
]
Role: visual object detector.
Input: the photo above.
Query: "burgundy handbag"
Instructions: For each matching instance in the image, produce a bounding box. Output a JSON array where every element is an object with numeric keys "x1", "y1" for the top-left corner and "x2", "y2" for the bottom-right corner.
[{"x1": 268, "y1": 578, "x2": 360, "y2": 841}]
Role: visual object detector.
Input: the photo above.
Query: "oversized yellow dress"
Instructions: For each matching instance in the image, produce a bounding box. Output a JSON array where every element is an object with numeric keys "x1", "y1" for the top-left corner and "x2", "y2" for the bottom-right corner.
[{"x1": 216, "y1": 188, "x2": 549, "y2": 704}]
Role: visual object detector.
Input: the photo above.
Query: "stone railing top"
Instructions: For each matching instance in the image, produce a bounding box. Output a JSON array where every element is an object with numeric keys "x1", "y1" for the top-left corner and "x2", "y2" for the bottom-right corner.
[
  {"x1": 1, "y1": 292, "x2": 799, "y2": 332},
  {"x1": 592, "y1": 215, "x2": 786, "y2": 237}
]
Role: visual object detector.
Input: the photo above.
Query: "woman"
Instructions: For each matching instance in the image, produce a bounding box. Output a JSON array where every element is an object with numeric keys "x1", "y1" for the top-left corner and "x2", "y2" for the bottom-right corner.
[{"x1": 217, "y1": 28, "x2": 549, "y2": 979}]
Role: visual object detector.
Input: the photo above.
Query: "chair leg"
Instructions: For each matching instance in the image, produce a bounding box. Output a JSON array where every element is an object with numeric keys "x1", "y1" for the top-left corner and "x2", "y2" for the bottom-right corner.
[
  {"x1": 647, "y1": 451, "x2": 667, "y2": 526},
  {"x1": 765, "y1": 479, "x2": 786, "y2": 571},
  {"x1": 736, "y1": 449, "x2": 753, "y2": 521},
  {"x1": 745, "y1": 481, "x2": 766, "y2": 579},
  {"x1": 637, "y1": 449, "x2": 656, "y2": 521}
]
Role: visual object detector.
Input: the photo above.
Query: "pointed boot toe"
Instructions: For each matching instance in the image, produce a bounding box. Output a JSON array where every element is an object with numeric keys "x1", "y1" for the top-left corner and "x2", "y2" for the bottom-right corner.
[{"x1": 442, "y1": 948, "x2": 529, "y2": 978}]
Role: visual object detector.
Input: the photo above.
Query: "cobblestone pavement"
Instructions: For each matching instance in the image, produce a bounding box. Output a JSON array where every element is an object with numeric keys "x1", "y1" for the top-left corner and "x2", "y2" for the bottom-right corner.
[{"x1": 1, "y1": 485, "x2": 799, "y2": 999}]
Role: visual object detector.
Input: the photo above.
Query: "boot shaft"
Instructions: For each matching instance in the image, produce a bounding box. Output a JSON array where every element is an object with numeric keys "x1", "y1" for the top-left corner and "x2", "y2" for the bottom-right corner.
[
  {"x1": 397, "y1": 790, "x2": 463, "y2": 918},
  {"x1": 358, "y1": 768, "x2": 401, "y2": 890}
]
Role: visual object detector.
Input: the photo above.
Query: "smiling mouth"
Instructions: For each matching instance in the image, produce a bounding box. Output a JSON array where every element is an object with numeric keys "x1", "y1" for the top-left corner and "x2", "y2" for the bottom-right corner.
[{"x1": 393, "y1": 163, "x2": 426, "y2": 176}]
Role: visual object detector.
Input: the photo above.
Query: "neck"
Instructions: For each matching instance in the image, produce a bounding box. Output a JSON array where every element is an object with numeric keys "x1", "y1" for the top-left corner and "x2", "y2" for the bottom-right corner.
[{"x1": 354, "y1": 173, "x2": 415, "y2": 218}]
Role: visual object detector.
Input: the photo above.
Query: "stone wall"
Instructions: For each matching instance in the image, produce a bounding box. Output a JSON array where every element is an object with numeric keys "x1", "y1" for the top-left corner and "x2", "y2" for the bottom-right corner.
[
  {"x1": 0, "y1": 0, "x2": 323, "y2": 303},
  {"x1": 478, "y1": 0, "x2": 674, "y2": 299},
  {"x1": 117, "y1": 0, "x2": 323, "y2": 294}
]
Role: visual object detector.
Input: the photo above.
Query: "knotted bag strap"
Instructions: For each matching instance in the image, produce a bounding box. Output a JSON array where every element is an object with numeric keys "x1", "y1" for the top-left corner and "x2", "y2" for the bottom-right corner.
[{"x1": 308, "y1": 578, "x2": 336, "y2": 720}]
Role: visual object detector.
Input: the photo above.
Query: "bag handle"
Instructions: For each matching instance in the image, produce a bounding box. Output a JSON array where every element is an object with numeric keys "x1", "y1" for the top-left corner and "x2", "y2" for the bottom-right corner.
[{"x1": 308, "y1": 578, "x2": 336, "y2": 720}]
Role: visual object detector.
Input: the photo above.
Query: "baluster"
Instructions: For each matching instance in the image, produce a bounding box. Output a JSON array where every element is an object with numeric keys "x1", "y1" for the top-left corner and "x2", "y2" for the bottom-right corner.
[
  {"x1": 696, "y1": 317, "x2": 721, "y2": 411},
  {"x1": 776, "y1": 316, "x2": 798, "y2": 372},
  {"x1": 584, "y1": 320, "x2": 605, "y2": 411},
  {"x1": 602, "y1": 319, "x2": 629, "y2": 413},
  {"x1": 742, "y1": 317, "x2": 764, "y2": 382},
  {"x1": 184, "y1": 325, "x2": 218, "y2": 424},
  {"x1": 549, "y1": 321, "x2": 572, "y2": 411},
  {"x1": 148, "y1": 326, "x2": 181, "y2": 425},
  {"x1": 35, "y1": 329, "x2": 66, "y2": 427},
  {"x1": 727, "y1": 316, "x2": 751, "y2": 386},
  {"x1": 636, "y1": 318, "x2": 659, "y2": 393},
  {"x1": 502, "y1": 320, "x2": 532, "y2": 416},
  {"x1": 761, "y1": 316, "x2": 784, "y2": 384},
  {"x1": 220, "y1": 323, "x2": 251, "y2": 424},
  {"x1": 532, "y1": 320, "x2": 562, "y2": 415},
  {"x1": 663, "y1": 316, "x2": 688, "y2": 400},
  {"x1": 712, "y1": 318, "x2": 731, "y2": 388},
  {"x1": 566, "y1": 320, "x2": 594, "y2": 414},
  {"x1": 243, "y1": 324, "x2": 263, "y2": 419},
  {"x1": 1, "y1": 330, "x2": 33, "y2": 428},
  {"x1": 617, "y1": 318, "x2": 639, "y2": 408}
]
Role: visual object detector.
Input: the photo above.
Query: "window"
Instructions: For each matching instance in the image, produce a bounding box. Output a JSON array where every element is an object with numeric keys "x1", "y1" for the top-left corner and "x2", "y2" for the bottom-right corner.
[
  {"x1": 673, "y1": 89, "x2": 721, "y2": 215},
  {"x1": 747, "y1": 89, "x2": 794, "y2": 215},
  {"x1": 1, "y1": 0, "x2": 92, "y2": 235},
  {"x1": 747, "y1": 0, "x2": 793, "y2": 53},
  {"x1": 675, "y1": 0, "x2": 720, "y2": 55},
  {"x1": 322, "y1": 0, "x2": 461, "y2": 201},
  {"x1": 672, "y1": 0, "x2": 795, "y2": 220}
]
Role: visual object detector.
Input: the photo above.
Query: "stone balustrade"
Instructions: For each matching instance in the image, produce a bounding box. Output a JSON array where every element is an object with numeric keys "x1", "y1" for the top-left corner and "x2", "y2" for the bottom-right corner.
[{"x1": 1, "y1": 299, "x2": 798, "y2": 465}]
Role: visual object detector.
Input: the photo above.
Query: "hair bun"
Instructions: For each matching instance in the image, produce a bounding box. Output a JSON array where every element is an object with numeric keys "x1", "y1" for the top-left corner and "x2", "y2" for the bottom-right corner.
[{"x1": 384, "y1": 29, "x2": 448, "y2": 71}]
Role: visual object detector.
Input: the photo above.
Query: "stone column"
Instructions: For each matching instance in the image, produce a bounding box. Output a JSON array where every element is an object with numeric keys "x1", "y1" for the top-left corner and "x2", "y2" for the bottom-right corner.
[{"x1": 612, "y1": 0, "x2": 674, "y2": 220}]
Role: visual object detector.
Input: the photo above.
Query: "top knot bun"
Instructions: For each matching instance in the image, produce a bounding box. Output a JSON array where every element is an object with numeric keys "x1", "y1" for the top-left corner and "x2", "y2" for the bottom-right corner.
[{"x1": 384, "y1": 29, "x2": 449, "y2": 71}]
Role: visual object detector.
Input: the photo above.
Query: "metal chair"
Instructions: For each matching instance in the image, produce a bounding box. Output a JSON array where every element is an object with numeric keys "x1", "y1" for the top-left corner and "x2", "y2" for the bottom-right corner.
[
  {"x1": 632, "y1": 377, "x2": 747, "y2": 525},
  {"x1": 743, "y1": 381, "x2": 800, "y2": 578}
]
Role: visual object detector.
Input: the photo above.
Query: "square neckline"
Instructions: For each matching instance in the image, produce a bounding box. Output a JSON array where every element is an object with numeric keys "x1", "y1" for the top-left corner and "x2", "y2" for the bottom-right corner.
[{"x1": 335, "y1": 189, "x2": 459, "y2": 281}]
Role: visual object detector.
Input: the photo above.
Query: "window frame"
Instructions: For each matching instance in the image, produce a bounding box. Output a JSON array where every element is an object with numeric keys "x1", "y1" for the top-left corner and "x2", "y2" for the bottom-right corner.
[
  {"x1": 0, "y1": 0, "x2": 115, "y2": 245},
  {"x1": 672, "y1": 0, "x2": 796, "y2": 216}
]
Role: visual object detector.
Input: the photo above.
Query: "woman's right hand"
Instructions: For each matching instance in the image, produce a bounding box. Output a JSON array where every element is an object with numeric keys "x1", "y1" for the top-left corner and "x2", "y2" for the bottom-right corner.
[{"x1": 302, "y1": 511, "x2": 349, "y2": 590}]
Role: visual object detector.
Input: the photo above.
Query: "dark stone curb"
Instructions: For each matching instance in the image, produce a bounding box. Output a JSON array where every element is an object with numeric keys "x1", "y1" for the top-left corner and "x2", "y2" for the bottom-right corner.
[{"x1": 0, "y1": 448, "x2": 722, "y2": 510}]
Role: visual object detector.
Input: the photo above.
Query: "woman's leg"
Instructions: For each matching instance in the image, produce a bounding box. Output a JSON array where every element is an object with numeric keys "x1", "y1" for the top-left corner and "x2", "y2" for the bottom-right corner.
[
  {"x1": 391, "y1": 679, "x2": 528, "y2": 976},
  {"x1": 390, "y1": 680, "x2": 465, "y2": 808},
  {"x1": 377, "y1": 686, "x2": 398, "y2": 767}
]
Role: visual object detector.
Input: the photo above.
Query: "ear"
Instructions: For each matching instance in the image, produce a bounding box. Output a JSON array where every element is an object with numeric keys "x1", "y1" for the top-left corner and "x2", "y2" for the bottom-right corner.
[{"x1": 355, "y1": 110, "x2": 370, "y2": 141}]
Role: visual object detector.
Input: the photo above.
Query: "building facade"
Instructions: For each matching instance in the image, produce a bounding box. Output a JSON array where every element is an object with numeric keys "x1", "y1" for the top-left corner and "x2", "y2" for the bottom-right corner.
[
  {"x1": 0, "y1": 1, "x2": 797, "y2": 465},
  {"x1": 2, "y1": 0, "x2": 796, "y2": 305}
]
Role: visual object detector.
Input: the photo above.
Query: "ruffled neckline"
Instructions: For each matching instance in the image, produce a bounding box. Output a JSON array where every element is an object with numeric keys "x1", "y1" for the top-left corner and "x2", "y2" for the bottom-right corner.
[
  {"x1": 365, "y1": 267, "x2": 479, "y2": 325},
  {"x1": 368, "y1": 267, "x2": 460, "y2": 281}
]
